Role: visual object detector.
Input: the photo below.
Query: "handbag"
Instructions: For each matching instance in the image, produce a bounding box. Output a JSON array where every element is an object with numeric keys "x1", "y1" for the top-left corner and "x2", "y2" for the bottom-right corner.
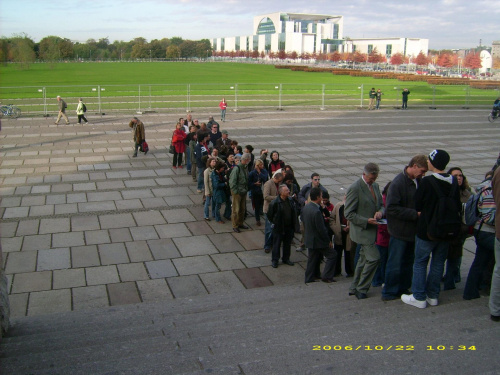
[
  {"x1": 169, "y1": 144, "x2": 175, "y2": 154},
  {"x1": 141, "y1": 141, "x2": 149, "y2": 153}
]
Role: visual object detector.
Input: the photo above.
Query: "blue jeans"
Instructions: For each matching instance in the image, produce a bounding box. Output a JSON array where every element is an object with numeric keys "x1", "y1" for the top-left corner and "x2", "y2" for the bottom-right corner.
[
  {"x1": 221, "y1": 109, "x2": 226, "y2": 121},
  {"x1": 464, "y1": 230, "x2": 495, "y2": 300},
  {"x1": 411, "y1": 236, "x2": 448, "y2": 301},
  {"x1": 372, "y1": 244, "x2": 388, "y2": 287},
  {"x1": 264, "y1": 214, "x2": 273, "y2": 250},
  {"x1": 204, "y1": 195, "x2": 215, "y2": 219},
  {"x1": 382, "y1": 237, "x2": 415, "y2": 298},
  {"x1": 197, "y1": 166, "x2": 205, "y2": 190},
  {"x1": 223, "y1": 195, "x2": 232, "y2": 219}
]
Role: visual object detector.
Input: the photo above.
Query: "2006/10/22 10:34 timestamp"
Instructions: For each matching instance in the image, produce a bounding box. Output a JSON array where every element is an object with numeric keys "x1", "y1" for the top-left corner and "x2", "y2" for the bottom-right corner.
[{"x1": 312, "y1": 345, "x2": 477, "y2": 351}]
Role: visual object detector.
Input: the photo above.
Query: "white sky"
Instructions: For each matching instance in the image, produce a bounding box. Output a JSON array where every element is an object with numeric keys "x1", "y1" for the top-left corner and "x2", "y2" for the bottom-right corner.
[{"x1": 1, "y1": 0, "x2": 498, "y2": 49}]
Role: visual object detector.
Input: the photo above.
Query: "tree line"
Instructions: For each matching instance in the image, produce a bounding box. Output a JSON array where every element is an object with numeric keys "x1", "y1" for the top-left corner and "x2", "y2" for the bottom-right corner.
[{"x1": 0, "y1": 34, "x2": 212, "y2": 68}]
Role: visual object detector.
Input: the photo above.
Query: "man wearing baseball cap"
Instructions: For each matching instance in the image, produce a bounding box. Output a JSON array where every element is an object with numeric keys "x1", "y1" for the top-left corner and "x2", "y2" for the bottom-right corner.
[{"x1": 402, "y1": 149, "x2": 461, "y2": 309}]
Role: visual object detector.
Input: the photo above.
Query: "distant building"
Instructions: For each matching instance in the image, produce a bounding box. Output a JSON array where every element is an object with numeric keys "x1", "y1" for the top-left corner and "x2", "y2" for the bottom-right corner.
[
  {"x1": 492, "y1": 41, "x2": 500, "y2": 59},
  {"x1": 213, "y1": 12, "x2": 429, "y2": 58}
]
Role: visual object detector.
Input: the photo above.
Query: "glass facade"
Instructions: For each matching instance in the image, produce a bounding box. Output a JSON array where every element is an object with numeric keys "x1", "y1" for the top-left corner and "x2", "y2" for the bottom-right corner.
[
  {"x1": 386, "y1": 44, "x2": 392, "y2": 57},
  {"x1": 265, "y1": 34, "x2": 271, "y2": 52},
  {"x1": 253, "y1": 35, "x2": 259, "y2": 51},
  {"x1": 257, "y1": 18, "x2": 276, "y2": 34},
  {"x1": 368, "y1": 44, "x2": 373, "y2": 54},
  {"x1": 278, "y1": 33, "x2": 286, "y2": 51},
  {"x1": 235, "y1": 37, "x2": 240, "y2": 51}
]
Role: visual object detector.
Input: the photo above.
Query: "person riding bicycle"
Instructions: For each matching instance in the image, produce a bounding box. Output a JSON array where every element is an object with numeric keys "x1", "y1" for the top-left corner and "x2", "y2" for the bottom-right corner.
[{"x1": 492, "y1": 97, "x2": 500, "y2": 117}]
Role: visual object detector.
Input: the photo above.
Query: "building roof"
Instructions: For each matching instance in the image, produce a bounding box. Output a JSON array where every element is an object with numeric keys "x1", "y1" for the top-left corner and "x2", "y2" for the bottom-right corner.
[{"x1": 283, "y1": 13, "x2": 341, "y2": 21}]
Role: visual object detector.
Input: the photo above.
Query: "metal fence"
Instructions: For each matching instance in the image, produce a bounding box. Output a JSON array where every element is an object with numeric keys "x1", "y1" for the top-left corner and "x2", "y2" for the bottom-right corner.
[{"x1": 1, "y1": 83, "x2": 499, "y2": 117}]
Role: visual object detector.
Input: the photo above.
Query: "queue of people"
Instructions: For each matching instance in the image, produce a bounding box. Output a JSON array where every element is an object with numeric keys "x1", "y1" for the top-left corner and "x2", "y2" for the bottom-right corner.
[{"x1": 129, "y1": 115, "x2": 500, "y2": 322}]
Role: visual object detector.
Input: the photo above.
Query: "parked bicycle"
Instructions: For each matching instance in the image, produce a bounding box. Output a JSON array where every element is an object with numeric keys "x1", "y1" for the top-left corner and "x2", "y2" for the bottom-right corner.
[
  {"x1": 488, "y1": 109, "x2": 499, "y2": 123},
  {"x1": 0, "y1": 104, "x2": 22, "y2": 118}
]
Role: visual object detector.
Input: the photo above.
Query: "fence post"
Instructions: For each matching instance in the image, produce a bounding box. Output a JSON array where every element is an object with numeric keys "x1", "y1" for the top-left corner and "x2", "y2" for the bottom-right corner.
[
  {"x1": 138, "y1": 85, "x2": 141, "y2": 113},
  {"x1": 234, "y1": 83, "x2": 238, "y2": 112},
  {"x1": 360, "y1": 83, "x2": 364, "y2": 108},
  {"x1": 320, "y1": 84, "x2": 325, "y2": 110},
  {"x1": 464, "y1": 86, "x2": 470, "y2": 108},
  {"x1": 98, "y1": 85, "x2": 102, "y2": 114},
  {"x1": 432, "y1": 85, "x2": 436, "y2": 108},
  {"x1": 43, "y1": 87, "x2": 47, "y2": 116},
  {"x1": 149, "y1": 85, "x2": 152, "y2": 110},
  {"x1": 278, "y1": 83, "x2": 283, "y2": 110},
  {"x1": 187, "y1": 84, "x2": 191, "y2": 113}
]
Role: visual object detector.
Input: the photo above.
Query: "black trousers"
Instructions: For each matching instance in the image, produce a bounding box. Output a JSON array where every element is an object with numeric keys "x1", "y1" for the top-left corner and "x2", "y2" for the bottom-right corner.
[
  {"x1": 305, "y1": 246, "x2": 337, "y2": 283},
  {"x1": 272, "y1": 227, "x2": 293, "y2": 263},
  {"x1": 77, "y1": 114, "x2": 88, "y2": 123},
  {"x1": 173, "y1": 151, "x2": 183, "y2": 167}
]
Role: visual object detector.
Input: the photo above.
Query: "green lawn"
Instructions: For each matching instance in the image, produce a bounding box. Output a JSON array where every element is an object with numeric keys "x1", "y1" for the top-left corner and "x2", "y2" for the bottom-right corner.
[{"x1": 0, "y1": 62, "x2": 497, "y2": 114}]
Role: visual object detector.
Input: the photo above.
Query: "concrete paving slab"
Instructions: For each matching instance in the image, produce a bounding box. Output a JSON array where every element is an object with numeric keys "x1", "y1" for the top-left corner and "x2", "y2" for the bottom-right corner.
[
  {"x1": 7, "y1": 292, "x2": 28, "y2": 318},
  {"x1": 39, "y1": 218, "x2": 70, "y2": 234},
  {"x1": 145, "y1": 259, "x2": 178, "y2": 279},
  {"x1": 53, "y1": 268, "x2": 86, "y2": 289},
  {"x1": 72, "y1": 285, "x2": 109, "y2": 311},
  {"x1": 3, "y1": 207, "x2": 30, "y2": 219},
  {"x1": 85, "y1": 265, "x2": 120, "y2": 285},
  {"x1": 208, "y1": 233, "x2": 246, "y2": 253},
  {"x1": 199, "y1": 271, "x2": 246, "y2": 294},
  {"x1": 154, "y1": 223, "x2": 191, "y2": 239},
  {"x1": 185, "y1": 221, "x2": 214, "y2": 235},
  {"x1": 136, "y1": 279, "x2": 173, "y2": 302},
  {"x1": 29, "y1": 204, "x2": 55, "y2": 217},
  {"x1": 232, "y1": 229, "x2": 265, "y2": 250},
  {"x1": 236, "y1": 250, "x2": 273, "y2": 268},
  {"x1": 261, "y1": 263, "x2": 306, "y2": 285},
  {"x1": 234, "y1": 268, "x2": 274, "y2": 289},
  {"x1": 0, "y1": 221, "x2": 18, "y2": 237},
  {"x1": 109, "y1": 228, "x2": 133, "y2": 243},
  {"x1": 54, "y1": 203, "x2": 79, "y2": 215},
  {"x1": 130, "y1": 226, "x2": 160, "y2": 241},
  {"x1": 160, "y1": 208, "x2": 196, "y2": 223},
  {"x1": 132, "y1": 211, "x2": 167, "y2": 226},
  {"x1": 71, "y1": 245, "x2": 101, "y2": 268},
  {"x1": 146, "y1": 239, "x2": 180, "y2": 260},
  {"x1": 11, "y1": 271, "x2": 52, "y2": 293},
  {"x1": 125, "y1": 241, "x2": 154, "y2": 262},
  {"x1": 99, "y1": 213, "x2": 136, "y2": 229},
  {"x1": 173, "y1": 235, "x2": 219, "y2": 257},
  {"x1": 37, "y1": 248, "x2": 71, "y2": 271},
  {"x1": 210, "y1": 253, "x2": 246, "y2": 271},
  {"x1": 78, "y1": 201, "x2": 117, "y2": 213},
  {"x1": 1, "y1": 237, "x2": 23, "y2": 253},
  {"x1": 115, "y1": 199, "x2": 144, "y2": 210},
  {"x1": 117, "y1": 263, "x2": 150, "y2": 282},
  {"x1": 27, "y1": 289, "x2": 72, "y2": 316},
  {"x1": 5, "y1": 251, "x2": 37, "y2": 274},
  {"x1": 167, "y1": 275, "x2": 208, "y2": 298},
  {"x1": 98, "y1": 243, "x2": 130, "y2": 265},
  {"x1": 52, "y1": 232, "x2": 85, "y2": 248},
  {"x1": 85, "y1": 230, "x2": 111, "y2": 245},
  {"x1": 172, "y1": 255, "x2": 218, "y2": 276},
  {"x1": 107, "y1": 282, "x2": 142, "y2": 306},
  {"x1": 164, "y1": 195, "x2": 193, "y2": 206}
]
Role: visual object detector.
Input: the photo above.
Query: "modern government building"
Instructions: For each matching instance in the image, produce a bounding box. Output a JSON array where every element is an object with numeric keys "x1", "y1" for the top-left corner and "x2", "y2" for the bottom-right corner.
[{"x1": 213, "y1": 12, "x2": 429, "y2": 58}]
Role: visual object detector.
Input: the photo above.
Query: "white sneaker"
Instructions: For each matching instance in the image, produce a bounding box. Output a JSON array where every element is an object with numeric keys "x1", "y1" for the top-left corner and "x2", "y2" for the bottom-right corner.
[
  {"x1": 401, "y1": 294, "x2": 427, "y2": 309},
  {"x1": 426, "y1": 297, "x2": 438, "y2": 306}
]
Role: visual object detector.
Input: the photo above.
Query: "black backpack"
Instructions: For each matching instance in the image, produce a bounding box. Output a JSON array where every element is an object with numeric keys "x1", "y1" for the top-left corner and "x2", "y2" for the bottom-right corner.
[
  {"x1": 426, "y1": 176, "x2": 461, "y2": 241},
  {"x1": 82, "y1": 103, "x2": 87, "y2": 113}
]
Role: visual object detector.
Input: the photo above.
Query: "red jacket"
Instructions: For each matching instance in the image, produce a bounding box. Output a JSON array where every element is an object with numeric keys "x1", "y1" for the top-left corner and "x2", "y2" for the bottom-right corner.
[
  {"x1": 172, "y1": 129, "x2": 187, "y2": 153},
  {"x1": 219, "y1": 101, "x2": 227, "y2": 110}
]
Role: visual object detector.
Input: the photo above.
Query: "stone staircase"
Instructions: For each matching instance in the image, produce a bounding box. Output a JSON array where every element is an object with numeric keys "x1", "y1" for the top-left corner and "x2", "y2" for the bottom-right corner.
[{"x1": 1, "y1": 277, "x2": 498, "y2": 375}]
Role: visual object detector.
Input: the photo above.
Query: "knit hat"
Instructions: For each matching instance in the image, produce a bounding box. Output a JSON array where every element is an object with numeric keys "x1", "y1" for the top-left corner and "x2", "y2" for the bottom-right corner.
[
  {"x1": 428, "y1": 149, "x2": 450, "y2": 171},
  {"x1": 221, "y1": 130, "x2": 228, "y2": 135}
]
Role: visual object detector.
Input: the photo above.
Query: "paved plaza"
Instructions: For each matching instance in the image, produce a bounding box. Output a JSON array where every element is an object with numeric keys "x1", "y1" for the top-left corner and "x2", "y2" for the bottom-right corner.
[{"x1": 0, "y1": 107, "x2": 499, "y2": 318}]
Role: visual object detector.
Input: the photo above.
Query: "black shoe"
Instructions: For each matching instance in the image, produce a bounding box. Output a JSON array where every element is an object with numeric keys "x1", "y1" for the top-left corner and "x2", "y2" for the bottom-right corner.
[
  {"x1": 355, "y1": 291, "x2": 368, "y2": 300},
  {"x1": 381, "y1": 295, "x2": 398, "y2": 301},
  {"x1": 282, "y1": 260, "x2": 294, "y2": 266},
  {"x1": 224, "y1": 216, "x2": 231, "y2": 220},
  {"x1": 233, "y1": 227, "x2": 241, "y2": 233},
  {"x1": 321, "y1": 278, "x2": 336, "y2": 283},
  {"x1": 238, "y1": 225, "x2": 249, "y2": 230},
  {"x1": 272, "y1": 261, "x2": 278, "y2": 268},
  {"x1": 345, "y1": 274, "x2": 353, "y2": 278},
  {"x1": 133, "y1": 153, "x2": 137, "y2": 157},
  {"x1": 491, "y1": 315, "x2": 500, "y2": 322},
  {"x1": 349, "y1": 291, "x2": 356, "y2": 296},
  {"x1": 264, "y1": 248, "x2": 271, "y2": 253},
  {"x1": 305, "y1": 279, "x2": 317, "y2": 283}
]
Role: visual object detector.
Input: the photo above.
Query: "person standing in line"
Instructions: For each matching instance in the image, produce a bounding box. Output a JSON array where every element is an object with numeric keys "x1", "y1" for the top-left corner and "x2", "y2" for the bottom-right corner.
[
  {"x1": 248, "y1": 159, "x2": 269, "y2": 226},
  {"x1": 346, "y1": 163, "x2": 384, "y2": 300},
  {"x1": 263, "y1": 172, "x2": 284, "y2": 253},
  {"x1": 303, "y1": 187, "x2": 337, "y2": 283},
  {"x1": 55, "y1": 95, "x2": 69, "y2": 125},
  {"x1": 489, "y1": 167, "x2": 500, "y2": 322},
  {"x1": 368, "y1": 87, "x2": 376, "y2": 110},
  {"x1": 401, "y1": 149, "x2": 460, "y2": 309},
  {"x1": 76, "y1": 98, "x2": 88, "y2": 124},
  {"x1": 375, "y1": 89, "x2": 383, "y2": 110},
  {"x1": 229, "y1": 153, "x2": 251, "y2": 233},
  {"x1": 267, "y1": 184, "x2": 300, "y2": 268},
  {"x1": 203, "y1": 157, "x2": 217, "y2": 221},
  {"x1": 129, "y1": 117, "x2": 145, "y2": 158},
  {"x1": 171, "y1": 122, "x2": 187, "y2": 169},
  {"x1": 219, "y1": 98, "x2": 227, "y2": 122},
  {"x1": 402, "y1": 88, "x2": 410, "y2": 109},
  {"x1": 212, "y1": 161, "x2": 228, "y2": 224}
]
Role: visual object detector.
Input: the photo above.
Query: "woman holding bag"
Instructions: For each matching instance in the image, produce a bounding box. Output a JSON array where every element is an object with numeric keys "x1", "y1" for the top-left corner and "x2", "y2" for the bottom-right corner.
[{"x1": 172, "y1": 122, "x2": 187, "y2": 169}]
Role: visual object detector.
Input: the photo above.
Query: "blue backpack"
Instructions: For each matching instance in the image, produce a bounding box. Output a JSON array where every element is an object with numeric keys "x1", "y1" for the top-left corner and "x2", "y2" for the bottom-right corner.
[{"x1": 464, "y1": 186, "x2": 492, "y2": 227}]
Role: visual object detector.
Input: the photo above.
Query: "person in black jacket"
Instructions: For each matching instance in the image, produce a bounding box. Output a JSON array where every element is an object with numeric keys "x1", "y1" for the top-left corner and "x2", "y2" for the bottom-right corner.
[
  {"x1": 402, "y1": 150, "x2": 461, "y2": 309},
  {"x1": 382, "y1": 154, "x2": 428, "y2": 301},
  {"x1": 267, "y1": 184, "x2": 300, "y2": 268}
]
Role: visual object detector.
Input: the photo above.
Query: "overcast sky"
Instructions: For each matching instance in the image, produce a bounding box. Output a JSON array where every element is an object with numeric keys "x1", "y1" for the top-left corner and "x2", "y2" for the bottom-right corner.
[{"x1": 1, "y1": 0, "x2": 498, "y2": 50}]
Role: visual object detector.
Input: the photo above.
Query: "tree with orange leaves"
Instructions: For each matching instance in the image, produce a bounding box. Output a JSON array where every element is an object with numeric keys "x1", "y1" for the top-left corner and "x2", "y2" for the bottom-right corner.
[{"x1": 463, "y1": 52, "x2": 482, "y2": 69}]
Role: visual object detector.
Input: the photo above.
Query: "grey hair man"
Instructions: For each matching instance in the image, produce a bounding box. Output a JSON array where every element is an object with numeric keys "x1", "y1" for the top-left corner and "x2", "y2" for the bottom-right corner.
[
  {"x1": 55, "y1": 95, "x2": 70, "y2": 125},
  {"x1": 346, "y1": 163, "x2": 384, "y2": 299},
  {"x1": 229, "y1": 153, "x2": 251, "y2": 232}
]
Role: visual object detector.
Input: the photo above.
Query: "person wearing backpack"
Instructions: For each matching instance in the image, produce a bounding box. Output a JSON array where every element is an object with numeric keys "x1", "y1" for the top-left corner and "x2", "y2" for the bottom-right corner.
[
  {"x1": 463, "y1": 171, "x2": 496, "y2": 300},
  {"x1": 76, "y1": 98, "x2": 89, "y2": 124},
  {"x1": 402, "y1": 149, "x2": 461, "y2": 309}
]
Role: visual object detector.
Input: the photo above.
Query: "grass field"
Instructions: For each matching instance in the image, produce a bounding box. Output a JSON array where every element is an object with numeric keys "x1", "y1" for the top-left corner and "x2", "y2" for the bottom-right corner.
[{"x1": 0, "y1": 62, "x2": 497, "y2": 115}]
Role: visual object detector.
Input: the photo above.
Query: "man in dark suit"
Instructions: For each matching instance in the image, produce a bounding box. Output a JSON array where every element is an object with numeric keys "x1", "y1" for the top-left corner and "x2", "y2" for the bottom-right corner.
[
  {"x1": 215, "y1": 130, "x2": 232, "y2": 152},
  {"x1": 302, "y1": 187, "x2": 337, "y2": 283},
  {"x1": 346, "y1": 163, "x2": 384, "y2": 299}
]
